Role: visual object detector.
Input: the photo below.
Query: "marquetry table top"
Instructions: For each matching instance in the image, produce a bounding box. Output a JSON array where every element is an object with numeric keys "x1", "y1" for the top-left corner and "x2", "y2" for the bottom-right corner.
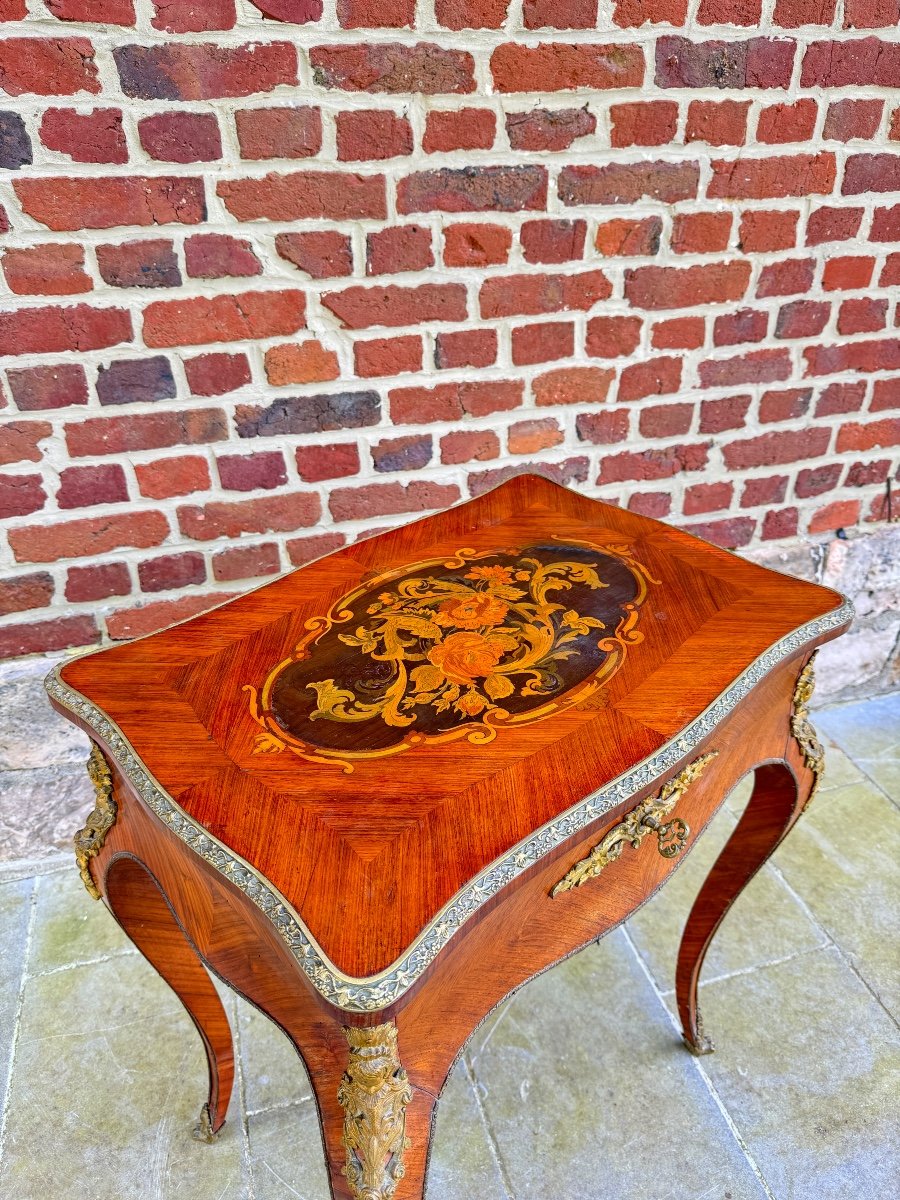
[{"x1": 50, "y1": 475, "x2": 850, "y2": 999}]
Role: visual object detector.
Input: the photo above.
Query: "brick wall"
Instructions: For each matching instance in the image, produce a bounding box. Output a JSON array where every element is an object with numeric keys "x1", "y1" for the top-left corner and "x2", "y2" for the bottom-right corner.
[{"x1": 0, "y1": 2, "x2": 898, "y2": 685}]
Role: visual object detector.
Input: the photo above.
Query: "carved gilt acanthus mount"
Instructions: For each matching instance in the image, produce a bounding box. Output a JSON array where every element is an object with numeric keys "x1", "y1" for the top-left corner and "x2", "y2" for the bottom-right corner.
[
  {"x1": 552, "y1": 752, "x2": 718, "y2": 896},
  {"x1": 791, "y1": 653, "x2": 825, "y2": 805},
  {"x1": 74, "y1": 742, "x2": 117, "y2": 900},
  {"x1": 338, "y1": 1022, "x2": 412, "y2": 1200}
]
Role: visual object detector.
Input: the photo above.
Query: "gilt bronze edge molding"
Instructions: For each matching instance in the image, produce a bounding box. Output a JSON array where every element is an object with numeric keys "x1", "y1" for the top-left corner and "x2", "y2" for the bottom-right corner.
[
  {"x1": 45, "y1": 599, "x2": 853, "y2": 1013},
  {"x1": 791, "y1": 651, "x2": 826, "y2": 805},
  {"x1": 73, "y1": 742, "x2": 117, "y2": 900},
  {"x1": 338, "y1": 1022, "x2": 412, "y2": 1200}
]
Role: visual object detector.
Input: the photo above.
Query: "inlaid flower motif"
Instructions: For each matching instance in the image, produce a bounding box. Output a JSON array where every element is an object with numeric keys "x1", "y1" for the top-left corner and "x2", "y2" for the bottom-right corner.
[
  {"x1": 435, "y1": 592, "x2": 509, "y2": 630},
  {"x1": 427, "y1": 630, "x2": 517, "y2": 684}
]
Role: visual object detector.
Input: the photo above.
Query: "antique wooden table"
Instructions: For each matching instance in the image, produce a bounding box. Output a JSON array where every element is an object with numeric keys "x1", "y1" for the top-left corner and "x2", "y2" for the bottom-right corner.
[{"x1": 47, "y1": 475, "x2": 851, "y2": 1200}]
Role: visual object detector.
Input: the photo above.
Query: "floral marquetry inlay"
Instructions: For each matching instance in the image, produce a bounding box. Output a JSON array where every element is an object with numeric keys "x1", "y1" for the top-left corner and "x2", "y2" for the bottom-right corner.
[{"x1": 244, "y1": 540, "x2": 658, "y2": 771}]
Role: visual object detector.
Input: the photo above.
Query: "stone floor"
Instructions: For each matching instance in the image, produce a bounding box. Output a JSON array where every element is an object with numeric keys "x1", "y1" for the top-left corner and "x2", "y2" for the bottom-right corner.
[{"x1": 0, "y1": 656, "x2": 897, "y2": 1200}]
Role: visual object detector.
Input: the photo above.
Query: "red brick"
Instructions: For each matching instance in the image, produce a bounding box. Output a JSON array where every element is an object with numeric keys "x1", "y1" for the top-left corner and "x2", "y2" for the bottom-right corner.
[
  {"x1": 440, "y1": 430, "x2": 500, "y2": 464},
  {"x1": 329, "y1": 481, "x2": 459, "y2": 522},
  {"x1": 714, "y1": 308, "x2": 768, "y2": 346},
  {"x1": 775, "y1": 300, "x2": 830, "y2": 339},
  {"x1": 9, "y1": 510, "x2": 168, "y2": 563},
  {"x1": 871, "y1": 205, "x2": 900, "y2": 242},
  {"x1": 491, "y1": 42, "x2": 644, "y2": 92},
  {"x1": 595, "y1": 217, "x2": 662, "y2": 257},
  {"x1": 652, "y1": 317, "x2": 704, "y2": 350},
  {"x1": 892, "y1": 109, "x2": 900, "y2": 142},
  {"x1": 881, "y1": 255, "x2": 900, "y2": 286},
  {"x1": 481, "y1": 269, "x2": 610, "y2": 318},
  {"x1": 699, "y1": 349, "x2": 791, "y2": 387},
  {"x1": 739, "y1": 209, "x2": 799, "y2": 252},
  {"x1": 815, "y1": 381, "x2": 866, "y2": 416},
  {"x1": 639, "y1": 403, "x2": 693, "y2": 438},
  {"x1": 7, "y1": 363, "x2": 87, "y2": 412},
  {"x1": 757, "y1": 100, "x2": 817, "y2": 144},
  {"x1": 618, "y1": 356, "x2": 682, "y2": 402},
  {"x1": 508, "y1": 418, "x2": 562, "y2": 455},
  {"x1": 795, "y1": 463, "x2": 841, "y2": 497},
  {"x1": 522, "y1": 219, "x2": 586, "y2": 264},
  {"x1": 310, "y1": 43, "x2": 474, "y2": 94},
  {"x1": 0, "y1": 472, "x2": 45, "y2": 519},
  {"x1": 338, "y1": 0, "x2": 415, "y2": 26},
  {"x1": 836, "y1": 418, "x2": 900, "y2": 453},
  {"x1": 845, "y1": 460, "x2": 891, "y2": 488},
  {"x1": 613, "y1": 0, "x2": 688, "y2": 24},
  {"x1": 178, "y1": 492, "x2": 320, "y2": 541},
  {"x1": 398, "y1": 165, "x2": 547, "y2": 214},
  {"x1": 0, "y1": 0, "x2": 26, "y2": 16},
  {"x1": 723, "y1": 427, "x2": 830, "y2": 470},
  {"x1": 184, "y1": 352, "x2": 250, "y2": 396},
  {"x1": 524, "y1": 0, "x2": 596, "y2": 25},
  {"x1": 871, "y1": 378, "x2": 900, "y2": 412},
  {"x1": 249, "y1": 1, "x2": 323, "y2": 20},
  {"x1": 685, "y1": 100, "x2": 749, "y2": 146},
  {"x1": 212, "y1": 542, "x2": 281, "y2": 582},
  {"x1": 759, "y1": 387, "x2": 811, "y2": 423},
  {"x1": 844, "y1": 0, "x2": 900, "y2": 25},
  {"x1": 2, "y1": 112, "x2": 32, "y2": 171},
  {"x1": 625, "y1": 261, "x2": 750, "y2": 310},
  {"x1": 773, "y1": 1, "x2": 836, "y2": 26},
  {"x1": 628, "y1": 492, "x2": 671, "y2": 518},
  {"x1": 586, "y1": 316, "x2": 642, "y2": 358},
  {"x1": 709, "y1": 153, "x2": 836, "y2": 199},
  {"x1": 656, "y1": 36, "x2": 794, "y2": 89},
  {"x1": 135, "y1": 455, "x2": 211, "y2": 499},
  {"x1": 807, "y1": 206, "x2": 864, "y2": 246},
  {"x1": 295, "y1": 443, "x2": 360, "y2": 483},
  {"x1": 235, "y1": 392, "x2": 380, "y2": 438},
  {"x1": 265, "y1": 341, "x2": 339, "y2": 386},
  {"x1": 65, "y1": 563, "x2": 130, "y2": 603},
  {"x1": 66, "y1": 409, "x2": 226, "y2": 457},
  {"x1": 0, "y1": 37, "x2": 99, "y2": 95},
  {"x1": 838, "y1": 298, "x2": 887, "y2": 336},
  {"x1": 217, "y1": 451, "x2": 286, "y2": 492},
  {"x1": 106, "y1": 594, "x2": 235, "y2": 642},
  {"x1": 114, "y1": 42, "x2": 296, "y2": 100},
  {"x1": 806, "y1": 340, "x2": 900, "y2": 376},
  {"x1": 219, "y1": 171, "x2": 385, "y2": 221},
  {"x1": 698, "y1": 0, "x2": 760, "y2": 22},
  {"x1": 757, "y1": 257, "x2": 816, "y2": 297},
  {"x1": 741, "y1": 475, "x2": 788, "y2": 507},
  {"x1": 822, "y1": 256, "x2": 875, "y2": 291},
  {"x1": 14, "y1": 176, "x2": 205, "y2": 231},
  {"x1": 39, "y1": 107, "x2": 127, "y2": 164},
  {"x1": 0, "y1": 420, "x2": 52, "y2": 466},
  {"x1": 150, "y1": 0, "x2": 235, "y2": 31},
  {"x1": 389, "y1": 381, "x2": 522, "y2": 423},
  {"x1": 512, "y1": 322, "x2": 574, "y2": 366},
  {"x1": 435, "y1": 329, "x2": 497, "y2": 369},
  {"x1": 683, "y1": 517, "x2": 755, "y2": 549},
  {"x1": 435, "y1": 0, "x2": 508, "y2": 26},
  {"x1": 801, "y1": 38, "x2": 900, "y2": 88},
  {"x1": 559, "y1": 161, "x2": 699, "y2": 206},
  {"x1": 185, "y1": 234, "x2": 260, "y2": 280},
  {"x1": 336, "y1": 110, "x2": 412, "y2": 161},
  {"x1": 443, "y1": 223, "x2": 512, "y2": 267},
  {"x1": 275, "y1": 231, "x2": 353, "y2": 278},
  {"x1": 57, "y1": 463, "x2": 128, "y2": 509},
  {"x1": 0, "y1": 304, "x2": 131, "y2": 356},
  {"x1": 48, "y1": 0, "x2": 135, "y2": 19},
  {"x1": 610, "y1": 101, "x2": 677, "y2": 148},
  {"x1": 424, "y1": 108, "x2": 496, "y2": 152},
  {"x1": 143, "y1": 289, "x2": 305, "y2": 348},
  {"x1": 367, "y1": 225, "x2": 433, "y2": 275},
  {"x1": 323, "y1": 282, "x2": 467, "y2": 329},
  {"x1": 597, "y1": 442, "x2": 709, "y2": 484},
  {"x1": 825, "y1": 99, "x2": 883, "y2": 143},
  {"x1": 138, "y1": 112, "x2": 221, "y2": 163},
  {"x1": 96, "y1": 356, "x2": 174, "y2": 407},
  {"x1": 371, "y1": 434, "x2": 432, "y2": 473},
  {"x1": 138, "y1": 551, "x2": 205, "y2": 593},
  {"x1": 234, "y1": 106, "x2": 321, "y2": 160},
  {"x1": 808, "y1": 500, "x2": 860, "y2": 534},
  {"x1": 354, "y1": 335, "x2": 422, "y2": 377},
  {"x1": 534, "y1": 366, "x2": 613, "y2": 407},
  {"x1": 700, "y1": 394, "x2": 751, "y2": 433},
  {"x1": 0, "y1": 615, "x2": 98, "y2": 660},
  {"x1": 2, "y1": 244, "x2": 90, "y2": 296},
  {"x1": 470, "y1": 459, "x2": 589, "y2": 498},
  {"x1": 285, "y1": 533, "x2": 346, "y2": 567},
  {"x1": 506, "y1": 107, "x2": 595, "y2": 152},
  {"x1": 575, "y1": 410, "x2": 630, "y2": 445},
  {"x1": 683, "y1": 480, "x2": 733, "y2": 515},
  {"x1": 97, "y1": 239, "x2": 181, "y2": 289},
  {"x1": 671, "y1": 212, "x2": 732, "y2": 254}
]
